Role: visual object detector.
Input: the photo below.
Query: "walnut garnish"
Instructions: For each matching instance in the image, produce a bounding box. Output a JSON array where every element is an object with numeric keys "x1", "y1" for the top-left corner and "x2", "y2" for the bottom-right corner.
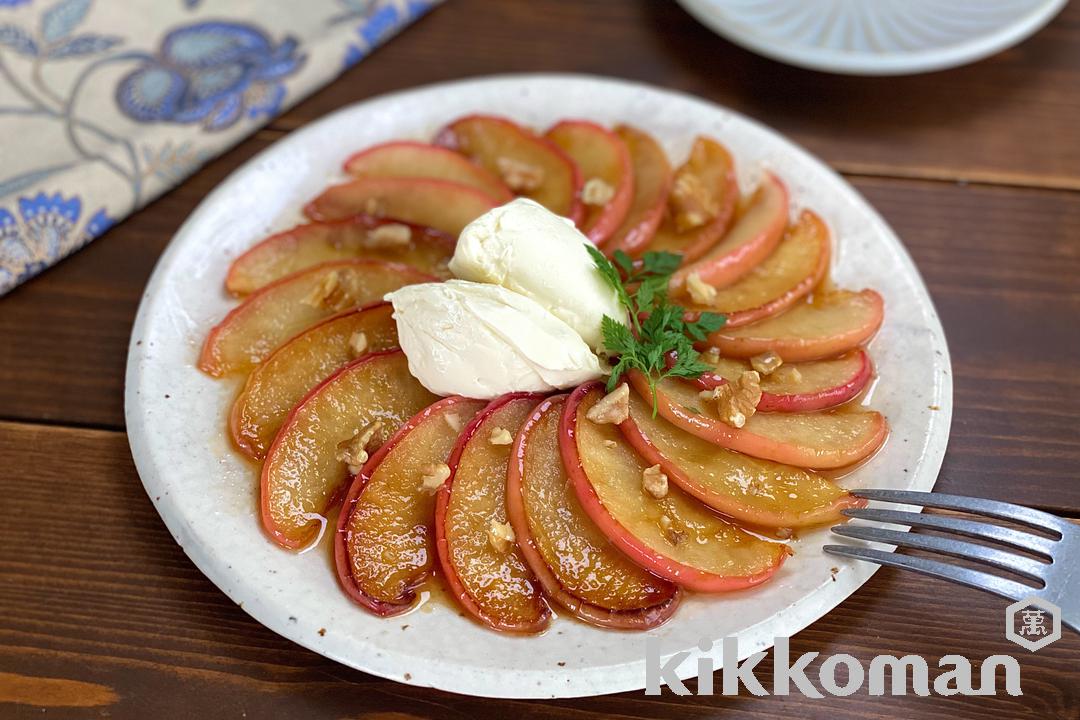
[
  {"x1": 496, "y1": 157, "x2": 544, "y2": 192},
  {"x1": 702, "y1": 346, "x2": 721, "y2": 364},
  {"x1": 750, "y1": 350, "x2": 783, "y2": 376},
  {"x1": 581, "y1": 177, "x2": 615, "y2": 206},
  {"x1": 366, "y1": 222, "x2": 411, "y2": 248},
  {"x1": 488, "y1": 427, "x2": 513, "y2": 445},
  {"x1": 670, "y1": 171, "x2": 718, "y2": 232},
  {"x1": 585, "y1": 383, "x2": 629, "y2": 425},
  {"x1": 444, "y1": 412, "x2": 463, "y2": 432},
  {"x1": 642, "y1": 464, "x2": 668, "y2": 499},
  {"x1": 348, "y1": 331, "x2": 368, "y2": 357},
  {"x1": 336, "y1": 421, "x2": 383, "y2": 475},
  {"x1": 686, "y1": 272, "x2": 717, "y2": 305},
  {"x1": 302, "y1": 271, "x2": 343, "y2": 309},
  {"x1": 603, "y1": 439, "x2": 618, "y2": 449},
  {"x1": 488, "y1": 519, "x2": 516, "y2": 553},
  {"x1": 703, "y1": 370, "x2": 761, "y2": 428},
  {"x1": 420, "y1": 462, "x2": 451, "y2": 491},
  {"x1": 659, "y1": 514, "x2": 685, "y2": 546},
  {"x1": 774, "y1": 365, "x2": 802, "y2": 384}
]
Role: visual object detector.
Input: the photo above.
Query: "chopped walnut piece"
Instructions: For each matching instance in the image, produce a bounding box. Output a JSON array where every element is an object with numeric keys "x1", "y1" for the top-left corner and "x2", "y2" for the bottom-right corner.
[
  {"x1": 750, "y1": 350, "x2": 783, "y2": 376},
  {"x1": 366, "y1": 222, "x2": 412, "y2": 248},
  {"x1": 302, "y1": 271, "x2": 342, "y2": 309},
  {"x1": 704, "y1": 370, "x2": 762, "y2": 428},
  {"x1": 488, "y1": 427, "x2": 513, "y2": 445},
  {"x1": 420, "y1": 462, "x2": 451, "y2": 491},
  {"x1": 488, "y1": 519, "x2": 516, "y2": 553},
  {"x1": 670, "y1": 172, "x2": 719, "y2": 232},
  {"x1": 335, "y1": 421, "x2": 383, "y2": 475},
  {"x1": 603, "y1": 439, "x2": 618, "y2": 449},
  {"x1": 702, "y1": 346, "x2": 721, "y2": 364},
  {"x1": 581, "y1": 177, "x2": 615, "y2": 206},
  {"x1": 348, "y1": 331, "x2": 369, "y2": 357},
  {"x1": 642, "y1": 464, "x2": 668, "y2": 499},
  {"x1": 444, "y1": 412, "x2": 463, "y2": 432},
  {"x1": 496, "y1": 156, "x2": 544, "y2": 192},
  {"x1": 686, "y1": 272, "x2": 717, "y2": 305},
  {"x1": 659, "y1": 514, "x2": 684, "y2": 545},
  {"x1": 585, "y1": 384, "x2": 629, "y2": 425},
  {"x1": 774, "y1": 365, "x2": 802, "y2": 384}
]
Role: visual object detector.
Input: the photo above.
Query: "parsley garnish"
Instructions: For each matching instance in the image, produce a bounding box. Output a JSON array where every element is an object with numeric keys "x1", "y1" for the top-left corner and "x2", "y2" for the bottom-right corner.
[{"x1": 586, "y1": 245, "x2": 726, "y2": 413}]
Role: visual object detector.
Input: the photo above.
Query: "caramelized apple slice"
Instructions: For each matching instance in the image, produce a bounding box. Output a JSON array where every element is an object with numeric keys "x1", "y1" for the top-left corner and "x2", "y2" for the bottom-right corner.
[
  {"x1": 645, "y1": 137, "x2": 738, "y2": 263},
  {"x1": 683, "y1": 210, "x2": 830, "y2": 327},
  {"x1": 507, "y1": 395, "x2": 680, "y2": 629},
  {"x1": 630, "y1": 372, "x2": 887, "y2": 469},
  {"x1": 709, "y1": 289, "x2": 885, "y2": 362},
  {"x1": 230, "y1": 303, "x2": 399, "y2": 460},
  {"x1": 343, "y1": 140, "x2": 513, "y2": 202},
  {"x1": 561, "y1": 383, "x2": 787, "y2": 592},
  {"x1": 621, "y1": 391, "x2": 862, "y2": 527},
  {"x1": 225, "y1": 216, "x2": 454, "y2": 295},
  {"x1": 304, "y1": 176, "x2": 499, "y2": 235},
  {"x1": 435, "y1": 394, "x2": 550, "y2": 633},
  {"x1": 199, "y1": 260, "x2": 433, "y2": 377},
  {"x1": 335, "y1": 396, "x2": 487, "y2": 615},
  {"x1": 261, "y1": 350, "x2": 438, "y2": 549},
  {"x1": 434, "y1": 115, "x2": 582, "y2": 221},
  {"x1": 692, "y1": 350, "x2": 873, "y2": 412},
  {"x1": 545, "y1": 120, "x2": 633, "y2": 244},
  {"x1": 671, "y1": 172, "x2": 788, "y2": 291},
  {"x1": 603, "y1": 125, "x2": 672, "y2": 255}
]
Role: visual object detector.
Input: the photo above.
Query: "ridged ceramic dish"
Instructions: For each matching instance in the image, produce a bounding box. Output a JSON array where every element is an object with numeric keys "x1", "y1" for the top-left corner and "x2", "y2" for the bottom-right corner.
[
  {"x1": 676, "y1": 0, "x2": 1068, "y2": 75},
  {"x1": 125, "y1": 74, "x2": 951, "y2": 698}
]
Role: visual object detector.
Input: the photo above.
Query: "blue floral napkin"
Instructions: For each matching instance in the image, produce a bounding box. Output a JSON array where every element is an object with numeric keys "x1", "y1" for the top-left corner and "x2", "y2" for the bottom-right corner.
[{"x1": 0, "y1": 0, "x2": 440, "y2": 295}]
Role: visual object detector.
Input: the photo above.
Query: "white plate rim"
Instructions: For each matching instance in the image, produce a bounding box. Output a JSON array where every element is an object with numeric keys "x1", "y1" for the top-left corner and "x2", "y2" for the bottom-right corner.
[
  {"x1": 675, "y1": 0, "x2": 1068, "y2": 75},
  {"x1": 124, "y1": 73, "x2": 953, "y2": 699}
]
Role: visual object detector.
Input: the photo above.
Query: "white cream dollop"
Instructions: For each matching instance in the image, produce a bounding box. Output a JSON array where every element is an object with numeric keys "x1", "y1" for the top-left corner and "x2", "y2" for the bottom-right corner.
[
  {"x1": 385, "y1": 280, "x2": 604, "y2": 398},
  {"x1": 448, "y1": 198, "x2": 624, "y2": 351}
]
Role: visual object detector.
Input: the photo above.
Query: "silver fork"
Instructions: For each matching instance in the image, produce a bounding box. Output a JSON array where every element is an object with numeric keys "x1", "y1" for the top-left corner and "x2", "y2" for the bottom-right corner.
[{"x1": 824, "y1": 489, "x2": 1080, "y2": 633}]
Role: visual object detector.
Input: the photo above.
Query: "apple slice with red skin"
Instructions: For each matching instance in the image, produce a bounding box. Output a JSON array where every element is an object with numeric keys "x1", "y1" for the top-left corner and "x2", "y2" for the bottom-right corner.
[
  {"x1": 343, "y1": 140, "x2": 513, "y2": 202},
  {"x1": 644, "y1": 137, "x2": 738, "y2": 263},
  {"x1": 304, "y1": 176, "x2": 499, "y2": 235},
  {"x1": 544, "y1": 120, "x2": 633, "y2": 244},
  {"x1": 507, "y1": 395, "x2": 681, "y2": 629},
  {"x1": 335, "y1": 396, "x2": 487, "y2": 616},
  {"x1": 620, "y1": 390, "x2": 864, "y2": 527},
  {"x1": 230, "y1": 302, "x2": 399, "y2": 460},
  {"x1": 199, "y1": 259, "x2": 433, "y2": 377},
  {"x1": 670, "y1": 172, "x2": 788, "y2": 292},
  {"x1": 261, "y1": 350, "x2": 438, "y2": 550},
  {"x1": 225, "y1": 215, "x2": 454, "y2": 296},
  {"x1": 683, "y1": 209, "x2": 830, "y2": 328},
  {"x1": 435, "y1": 393, "x2": 551, "y2": 633},
  {"x1": 690, "y1": 350, "x2": 873, "y2": 412},
  {"x1": 708, "y1": 289, "x2": 885, "y2": 362},
  {"x1": 433, "y1": 114, "x2": 583, "y2": 222},
  {"x1": 602, "y1": 125, "x2": 672, "y2": 256},
  {"x1": 561, "y1": 383, "x2": 788, "y2": 592},
  {"x1": 629, "y1": 372, "x2": 887, "y2": 469}
]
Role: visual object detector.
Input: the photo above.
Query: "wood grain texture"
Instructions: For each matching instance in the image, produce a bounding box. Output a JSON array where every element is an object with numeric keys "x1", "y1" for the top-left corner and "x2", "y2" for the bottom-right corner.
[
  {"x1": 0, "y1": 421, "x2": 1077, "y2": 719},
  {"x1": 270, "y1": 0, "x2": 1080, "y2": 189}
]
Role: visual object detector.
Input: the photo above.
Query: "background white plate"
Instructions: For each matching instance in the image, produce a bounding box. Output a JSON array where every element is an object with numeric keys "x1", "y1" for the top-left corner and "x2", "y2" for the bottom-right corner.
[
  {"x1": 676, "y1": 0, "x2": 1068, "y2": 76},
  {"x1": 124, "y1": 74, "x2": 952, "y2": 699}
]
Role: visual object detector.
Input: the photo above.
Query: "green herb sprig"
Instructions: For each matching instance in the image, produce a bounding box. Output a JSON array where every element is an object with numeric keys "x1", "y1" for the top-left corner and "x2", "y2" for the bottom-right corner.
[{"x1": 586, "y1": 245, "x2": 726, "y2": 412}]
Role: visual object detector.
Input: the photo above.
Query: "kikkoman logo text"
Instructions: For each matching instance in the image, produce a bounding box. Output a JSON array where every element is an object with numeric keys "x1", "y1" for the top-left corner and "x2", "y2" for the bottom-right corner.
[{"x1": 645, "y1": 637, "x2": 1023, "y2": 697}]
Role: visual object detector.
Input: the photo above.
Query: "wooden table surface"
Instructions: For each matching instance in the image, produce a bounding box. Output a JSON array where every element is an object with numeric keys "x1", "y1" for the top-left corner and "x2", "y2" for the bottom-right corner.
[{"x1": 1, "y1": 1, "x2": 1078, "y2": 717}]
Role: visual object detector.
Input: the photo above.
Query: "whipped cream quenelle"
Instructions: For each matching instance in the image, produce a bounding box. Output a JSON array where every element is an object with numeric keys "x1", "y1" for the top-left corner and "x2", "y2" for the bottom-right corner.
[
  {"x1": 448, "y1": 198, "x2": 624, "y2": 351},
  {"x1": 385, "y1": 280, "x2": 605, "y2": 398}
]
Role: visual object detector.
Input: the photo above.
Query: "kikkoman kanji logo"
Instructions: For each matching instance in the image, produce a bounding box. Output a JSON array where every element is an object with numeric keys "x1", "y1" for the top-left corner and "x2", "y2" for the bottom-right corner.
[{"x1": 1005, "y1": 596, "x2": 1061, "y2": 652}]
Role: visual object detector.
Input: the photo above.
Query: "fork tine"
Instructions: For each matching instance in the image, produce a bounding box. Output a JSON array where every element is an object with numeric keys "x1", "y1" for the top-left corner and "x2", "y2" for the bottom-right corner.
[
  {"x1": 823, "y1": 544, "x2": 1031, "y2": 602},
  {"x1": 831, "y1": 524, "x2": 1048, "y2": 583},
  {"x1": 852, "y1": 489, "x2": 1069, "y2": 536},
  {"x1": 843, "y1": 508, "x2": 1058, "y2": 558}
]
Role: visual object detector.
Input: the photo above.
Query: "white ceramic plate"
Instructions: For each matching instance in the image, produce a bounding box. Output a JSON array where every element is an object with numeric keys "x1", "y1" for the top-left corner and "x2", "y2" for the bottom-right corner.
[
  {"x1": 676, "y1": 0, "x2": 1067, "y2": 75},
  {"x1": 125, "y1": 74, "x2": 951, "y2": 699}
]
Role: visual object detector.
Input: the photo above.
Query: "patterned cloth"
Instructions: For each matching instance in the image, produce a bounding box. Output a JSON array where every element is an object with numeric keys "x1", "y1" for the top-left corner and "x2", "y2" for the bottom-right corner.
[{"x1": 0, "y1": 0, "x2": 440, "y2": 295}]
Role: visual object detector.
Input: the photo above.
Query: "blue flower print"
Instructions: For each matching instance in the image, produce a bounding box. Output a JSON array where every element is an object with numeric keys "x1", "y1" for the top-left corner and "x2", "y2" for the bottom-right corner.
[
  {"x1": 0, "y1": 191, "x2": 115, "y2": 292},
  {"x1": 0, "y1": 0, "x2": 32, "y2": 7},
  {"x1": 115, "y1": 21, "x2": 304, "y2": 131}
]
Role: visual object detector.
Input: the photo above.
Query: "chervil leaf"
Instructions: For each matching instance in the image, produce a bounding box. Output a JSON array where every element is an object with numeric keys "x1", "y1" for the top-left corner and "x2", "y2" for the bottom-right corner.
[
  {"x1": 600, "y1": 315, "x2": 635, "y2": 356},
  {"x1": 612, "y1": 249, "x2": 634, "y2": 276},
  {"x1": 641, "y1": 251, "x2": 681, "y2": 277}
]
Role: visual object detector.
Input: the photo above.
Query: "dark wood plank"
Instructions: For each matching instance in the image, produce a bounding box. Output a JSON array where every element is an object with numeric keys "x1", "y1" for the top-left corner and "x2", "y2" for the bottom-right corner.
[
  {"x1": 0, "y1": 421, "x2": 1077, "y2": 719},
  {"x1": 269, "y1": 0, "x2": 1080, "y2": 189},
  {"x1": 2, "y1": 171, "x2": 1077, "y2": 512}
]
